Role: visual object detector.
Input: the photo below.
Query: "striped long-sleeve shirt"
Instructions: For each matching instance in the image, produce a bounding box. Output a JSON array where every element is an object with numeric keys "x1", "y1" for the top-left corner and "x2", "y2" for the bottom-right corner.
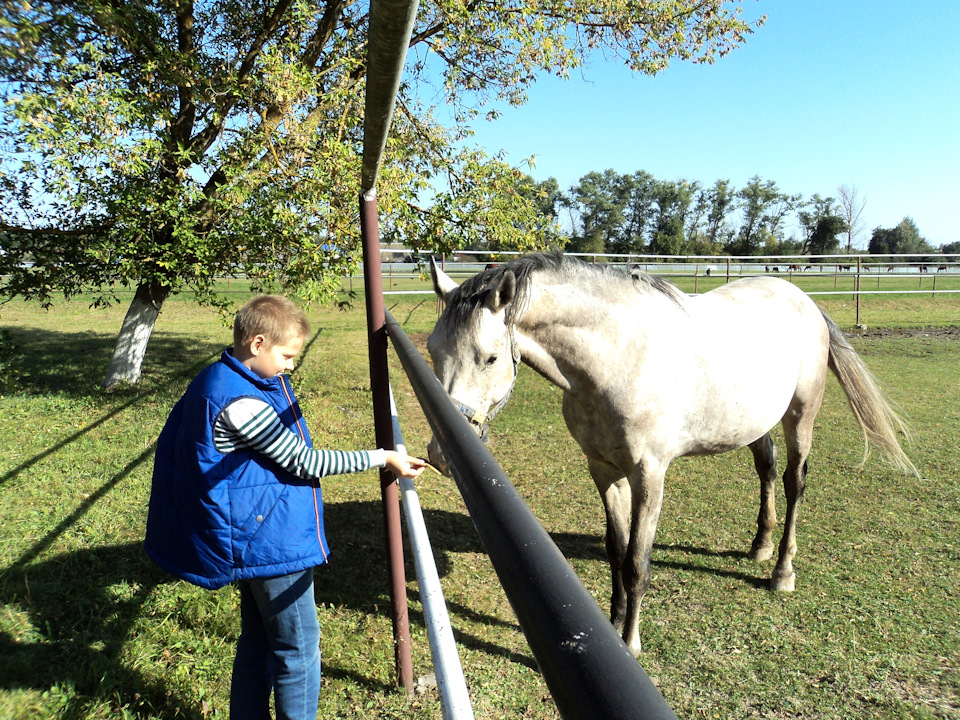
[{"x1": 215, "y1": 397, "x2": 386, "y2": 481}]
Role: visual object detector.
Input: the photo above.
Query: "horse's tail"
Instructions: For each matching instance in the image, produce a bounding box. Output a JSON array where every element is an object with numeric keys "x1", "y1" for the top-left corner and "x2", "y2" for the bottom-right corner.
[{"x1": 822, "y1": 312, "x2": 917, "y2": 476}]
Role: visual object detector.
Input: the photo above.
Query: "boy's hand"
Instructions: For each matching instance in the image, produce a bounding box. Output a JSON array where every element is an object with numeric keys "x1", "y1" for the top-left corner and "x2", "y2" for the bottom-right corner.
[{"x1": 384, "y1": 451, "x2": 427, "y2": 480}]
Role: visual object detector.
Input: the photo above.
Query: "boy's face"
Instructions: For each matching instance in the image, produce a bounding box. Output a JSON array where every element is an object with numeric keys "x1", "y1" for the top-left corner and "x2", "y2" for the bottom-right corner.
[{"x1": 242, "y1": 334, "x2": 305, "y2": 379}]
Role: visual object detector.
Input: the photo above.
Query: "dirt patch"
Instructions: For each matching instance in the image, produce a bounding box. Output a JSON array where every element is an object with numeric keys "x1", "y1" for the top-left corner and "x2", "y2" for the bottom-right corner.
[
  {"x1": 850, "y1": 326, "x2": 960, "y2": 340},
  {"x1": 408, "y1": 332, "x2": 431, "y2": 355}
]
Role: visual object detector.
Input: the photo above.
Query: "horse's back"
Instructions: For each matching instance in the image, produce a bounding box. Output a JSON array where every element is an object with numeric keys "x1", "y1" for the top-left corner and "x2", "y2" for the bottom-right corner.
[
  {"x1": 692, "y1": 276, "x2": 826, "y2": 342},
  {"x1": 673, "y1": 276, "x2": 831, "y2": 455}
]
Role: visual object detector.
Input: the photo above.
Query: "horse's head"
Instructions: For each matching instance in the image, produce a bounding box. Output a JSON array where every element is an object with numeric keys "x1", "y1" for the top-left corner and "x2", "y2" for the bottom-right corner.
[{"x1": 426, "y1": 259, "x2": 520, "y2": 475}]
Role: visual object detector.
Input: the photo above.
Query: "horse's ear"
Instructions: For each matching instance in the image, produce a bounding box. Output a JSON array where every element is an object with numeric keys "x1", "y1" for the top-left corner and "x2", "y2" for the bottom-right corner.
[
  {"x1": 485, "y1": 270, "x2": 516, "y2": 313},
  {"x1": 431, "y1": 258, "x2": 459, "y2": 303}
]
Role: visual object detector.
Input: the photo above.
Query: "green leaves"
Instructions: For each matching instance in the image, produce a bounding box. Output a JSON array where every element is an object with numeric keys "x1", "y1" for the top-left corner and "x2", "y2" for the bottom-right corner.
[{"x1": 1, "y1": 0, "x2": 761, "y2": 314}]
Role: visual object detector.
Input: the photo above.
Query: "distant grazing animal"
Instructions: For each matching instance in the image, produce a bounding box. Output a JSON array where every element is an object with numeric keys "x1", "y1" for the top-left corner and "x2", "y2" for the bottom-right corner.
[
  {"x1": 426, "y1": 253, "x2": 915, "y2": 656},
  {"x1": 937, "y1": 265, "x2": 948, "y2": 273}
]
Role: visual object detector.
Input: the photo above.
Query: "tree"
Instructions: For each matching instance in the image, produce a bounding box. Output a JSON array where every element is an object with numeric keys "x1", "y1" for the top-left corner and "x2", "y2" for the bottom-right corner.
[
  {"x1": 798, "y1": 194, "x2": 842, "y2": 255},
  {"x1": 476, "y1": 173, "x2": 563, "y2": 254},
  {"x1": 565, "y1": 170, "x2": 633, "y2": 254},
  {"x1": 704, "y1": 179, "x2": 736, "y2": 249},
  {"x1": 648, "y1": 179, "x2": 695, "y2": 256},
  {"x1": 1, "y1": 0, "x2": 762, "y2": 386},
  {"x1": 806, "y1": 216, "x2": 847, "y2": 255},
  {"x1": 837, "y1": 184, "x2": 867, "y2": 252},
  {"x1": 619, "y1": 171, "x2": 657, "y2": 254},
  {"x1": 868, "y1": 217, "x2": 934, "y2": 259},
  {"x1": 727, "y1": 176, "x2": 787, "y2": 256},
  {"x1": 940, "y1": 241, "x2": 960, "y2": 254}
]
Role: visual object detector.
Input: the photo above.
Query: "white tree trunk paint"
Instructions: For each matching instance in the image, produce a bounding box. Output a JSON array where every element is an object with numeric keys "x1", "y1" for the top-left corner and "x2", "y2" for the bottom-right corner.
[{"x1": 103, "y1": 289, "x2": 163, "y2": 389}]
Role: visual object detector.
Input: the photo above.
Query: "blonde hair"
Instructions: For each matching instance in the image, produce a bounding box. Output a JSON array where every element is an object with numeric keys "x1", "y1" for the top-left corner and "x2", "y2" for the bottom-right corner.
[{"x1": 234, "y1": 295, "x2": 310, "y2": 349}]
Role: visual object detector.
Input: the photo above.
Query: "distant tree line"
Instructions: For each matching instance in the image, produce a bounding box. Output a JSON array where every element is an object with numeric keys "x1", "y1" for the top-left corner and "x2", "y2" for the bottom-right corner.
[{"x1": 507, "y1": 170, "x2": 953, "y2": 259}]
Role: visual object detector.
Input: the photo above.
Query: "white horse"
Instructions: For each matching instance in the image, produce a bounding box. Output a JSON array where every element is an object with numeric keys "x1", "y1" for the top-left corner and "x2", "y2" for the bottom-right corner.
[{"x1": 426, "y1": 253, "x2": 914, "y2": 657}]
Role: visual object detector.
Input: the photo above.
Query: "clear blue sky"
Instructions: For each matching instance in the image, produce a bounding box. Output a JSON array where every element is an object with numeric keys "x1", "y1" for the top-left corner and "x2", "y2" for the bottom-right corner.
[{"x1": 457, "y1": 0, "x2": 960, "y2": 249}]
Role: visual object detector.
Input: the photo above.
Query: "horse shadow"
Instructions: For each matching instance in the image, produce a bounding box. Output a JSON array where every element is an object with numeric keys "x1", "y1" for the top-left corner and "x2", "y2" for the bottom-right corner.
[
  {"x1": 321, "y1": 498, "x2": 770, "y2": 678},
  {"x1": 547, "y1": 531, "x2": 768, "y2": 590}
]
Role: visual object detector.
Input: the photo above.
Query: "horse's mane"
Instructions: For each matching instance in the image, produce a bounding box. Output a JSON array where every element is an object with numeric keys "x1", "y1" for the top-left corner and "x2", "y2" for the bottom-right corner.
[{"x1": 447, "y1": 252, "x2": 683, "y2": 327}]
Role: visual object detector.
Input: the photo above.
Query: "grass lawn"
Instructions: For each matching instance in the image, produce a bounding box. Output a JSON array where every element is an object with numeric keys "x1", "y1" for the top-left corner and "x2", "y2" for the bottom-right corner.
[{"x1": 1, "y1": 273, "x2": 958, "y2": 719}]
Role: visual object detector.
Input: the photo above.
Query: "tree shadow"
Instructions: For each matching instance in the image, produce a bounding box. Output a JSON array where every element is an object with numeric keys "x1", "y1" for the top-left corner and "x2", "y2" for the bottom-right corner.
[
  {"x1": 0, "y1": 485, "x2": 768, "y2": 716},
  {"x1": 0, "y1": 541, "x2": 197, "y2": 719},
  {"x1": 5, "y1": 326, "x2": 222, "y2": 398},
  {"x1": 0, "y1": 328, "x2": 217, "y2": 491},
  {"x1": 6, "y1": 321, "x2": 327, "y2": 398},
  {"x1": 0, "y1": 325, "x2": 330, "y2": 491}
]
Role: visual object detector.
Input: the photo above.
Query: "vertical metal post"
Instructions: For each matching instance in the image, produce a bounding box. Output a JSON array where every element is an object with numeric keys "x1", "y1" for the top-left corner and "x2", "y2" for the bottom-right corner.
[
  {"x1": 855, "y1": 256, "x2": 862, "y2": 326},
  {"x1": 360, "y1": 189, "x2": 414, "y2": 694}
]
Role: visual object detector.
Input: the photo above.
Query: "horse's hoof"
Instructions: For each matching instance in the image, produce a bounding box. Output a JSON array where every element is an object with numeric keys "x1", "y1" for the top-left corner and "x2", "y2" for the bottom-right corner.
[
  {"x1": 770, "y1": 571, "x2": 796, "y2": 592},
  {"x1": 625, "y1": 637, "x2": 642, "y2": 658},
  {"x1": 748, "y1": 543, "x2": 774, "y2": 562}
]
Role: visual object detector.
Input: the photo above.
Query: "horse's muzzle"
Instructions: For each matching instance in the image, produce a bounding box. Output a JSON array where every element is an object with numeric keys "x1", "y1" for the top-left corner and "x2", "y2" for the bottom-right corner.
[{"x1": 426, "y1": 436, "x2": 452, "y2": 477}]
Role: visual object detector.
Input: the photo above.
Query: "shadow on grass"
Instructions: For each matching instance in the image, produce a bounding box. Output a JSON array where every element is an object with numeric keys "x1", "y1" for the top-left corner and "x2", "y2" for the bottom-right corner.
[
  {"x1": 0, "y1": 324, "x2": 330, "y2": 715},
  {"x1": 1, "y1": 490, "x2": 766, "y2": 716},
  {"x1": 0, "y1": 326, "x2": 329, "y2": 490},
  {"x1": 5, "y1": 323, "x2": 322, "y2": 400},
  {"x1": 320, "y1": 499, "x2": 544, "y2": 673},
  {"x1": 0, "y1": 541, "x2": 192, "y2": 719},
  {"x1": 320, "y1": 499, "x2": 772, "y2": 676},
  {"x1": 0, "y1": 329, "x2": 219, "y2": 492},
  {"x1": 5, "y1": 327, "x2": 221, "y2": 397},
  {"x1": 2, "y1": 323, "x2": 766, "y2": 709}
]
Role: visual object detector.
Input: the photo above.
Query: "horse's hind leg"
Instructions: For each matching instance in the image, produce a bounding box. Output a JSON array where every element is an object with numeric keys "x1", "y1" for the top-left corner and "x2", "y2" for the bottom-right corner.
[
  {"x1": 748, "y1": 433, "x2": 778, "y2": 562},
  {"x1": 771, "y1": 408, "x2": 817, "y2": 592}
]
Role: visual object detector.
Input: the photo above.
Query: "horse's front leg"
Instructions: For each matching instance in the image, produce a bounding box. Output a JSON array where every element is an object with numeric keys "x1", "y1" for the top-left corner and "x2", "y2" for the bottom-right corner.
[
  {"x1": 621, "y1": 457, "x2": 668, "y2": 657},
  {"x1": 588, "y1": 459, "x2": 631, "y2": 634}
]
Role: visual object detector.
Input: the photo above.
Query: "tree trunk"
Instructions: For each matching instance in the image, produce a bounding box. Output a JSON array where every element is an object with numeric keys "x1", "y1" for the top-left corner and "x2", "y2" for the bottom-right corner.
[{"x1": 103, "y1": 281, "x2": 171, "y2": 389}]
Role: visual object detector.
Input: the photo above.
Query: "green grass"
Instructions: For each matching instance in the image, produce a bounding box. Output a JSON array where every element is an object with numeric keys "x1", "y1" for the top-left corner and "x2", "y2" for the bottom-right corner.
[{"x1": 1, "y1": 281, "x2": 959, "y2": 719}]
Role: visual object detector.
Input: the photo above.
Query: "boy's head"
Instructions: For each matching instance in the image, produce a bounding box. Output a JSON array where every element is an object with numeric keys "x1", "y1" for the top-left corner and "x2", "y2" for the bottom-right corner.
[
  {"x1": 234, "y1": 295, "x2": 310, "y2": 349},
  {"x1": 233, "y1": 295, "x2": 310, "y2": 378}
]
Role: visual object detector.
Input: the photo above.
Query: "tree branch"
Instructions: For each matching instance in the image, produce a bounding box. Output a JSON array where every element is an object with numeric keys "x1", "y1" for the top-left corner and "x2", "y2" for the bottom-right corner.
[{"x1": 0, "y1": 221, "x2": 112, "y2": 236}]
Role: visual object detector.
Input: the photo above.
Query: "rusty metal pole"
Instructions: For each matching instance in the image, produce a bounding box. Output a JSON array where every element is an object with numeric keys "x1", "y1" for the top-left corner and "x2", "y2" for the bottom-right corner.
[
  {"x1": 358, "y1": 0, "x2": 421, "y2": 691},
  {"x1": 360, "y1": 189, "x2": 414, "y2": 694}
]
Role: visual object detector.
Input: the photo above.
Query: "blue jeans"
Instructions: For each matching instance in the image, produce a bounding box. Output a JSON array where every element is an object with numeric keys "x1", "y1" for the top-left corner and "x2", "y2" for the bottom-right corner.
[{"x1": 230, "y1": 569, "x2": 321, "y2": 720}]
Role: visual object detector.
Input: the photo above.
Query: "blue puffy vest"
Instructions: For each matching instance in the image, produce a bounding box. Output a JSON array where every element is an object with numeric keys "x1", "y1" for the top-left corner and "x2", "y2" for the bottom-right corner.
[{"x1": 144, "y1": 350, "x2": 330, "y2": 589}]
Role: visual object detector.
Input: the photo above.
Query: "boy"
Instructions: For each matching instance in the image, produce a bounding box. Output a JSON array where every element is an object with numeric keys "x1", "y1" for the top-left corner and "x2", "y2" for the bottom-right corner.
[{"x1": 145, "y1": 294, "x2": 425, "y2": 720}]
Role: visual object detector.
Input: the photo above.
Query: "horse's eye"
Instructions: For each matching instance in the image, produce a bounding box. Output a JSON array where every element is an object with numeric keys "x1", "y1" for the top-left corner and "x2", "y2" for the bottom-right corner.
[{"x1": 485, "y1": 355, "x2": 498, "y2": 367}]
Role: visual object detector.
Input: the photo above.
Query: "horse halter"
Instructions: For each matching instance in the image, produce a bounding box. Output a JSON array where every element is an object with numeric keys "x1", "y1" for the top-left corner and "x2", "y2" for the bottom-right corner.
[{"x1": 450, "y1": 323, "x2": 521, "y2": 441}]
